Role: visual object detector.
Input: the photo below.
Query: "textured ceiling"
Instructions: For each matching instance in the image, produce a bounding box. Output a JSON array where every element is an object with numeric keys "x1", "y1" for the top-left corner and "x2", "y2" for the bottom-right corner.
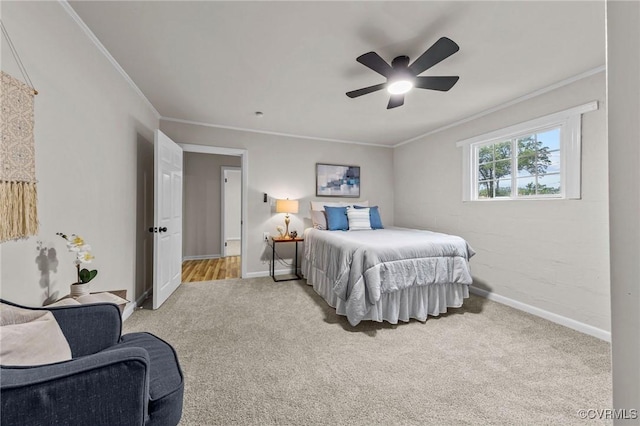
[{"x1": 69, "y1": 1, "x2": 605, "y2": 147}]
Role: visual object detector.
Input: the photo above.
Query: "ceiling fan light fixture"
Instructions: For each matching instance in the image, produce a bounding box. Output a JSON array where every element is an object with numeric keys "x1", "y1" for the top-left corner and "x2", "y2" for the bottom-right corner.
[
  {"x1": 387, "y1": 80, "x2": 413, "y2": 95},
  {"x1": 346, "y1": 37, "x2": 460, "y2": 108}
]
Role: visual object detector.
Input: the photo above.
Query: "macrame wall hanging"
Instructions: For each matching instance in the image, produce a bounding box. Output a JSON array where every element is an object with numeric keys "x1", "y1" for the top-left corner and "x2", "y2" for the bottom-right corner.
[{"x1": 1, "y1": 19, "x2": 39, "y2": 243}]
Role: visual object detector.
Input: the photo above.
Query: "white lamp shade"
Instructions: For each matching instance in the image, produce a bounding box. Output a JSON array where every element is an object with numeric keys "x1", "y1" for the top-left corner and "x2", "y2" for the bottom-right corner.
[{"x1": 276, "y1": 199, "x2": 299, "y2": 214}]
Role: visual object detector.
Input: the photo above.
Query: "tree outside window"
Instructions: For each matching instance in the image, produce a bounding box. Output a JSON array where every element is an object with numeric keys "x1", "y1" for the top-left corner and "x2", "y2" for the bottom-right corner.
[{"x1": 477, "y1": 128, "x2": 559, "y2": 199}]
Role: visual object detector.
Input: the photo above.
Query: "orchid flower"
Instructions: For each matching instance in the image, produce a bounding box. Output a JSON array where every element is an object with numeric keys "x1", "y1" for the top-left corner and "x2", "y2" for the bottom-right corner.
[
  {"x1": 76, "y1": 251, "x2": 94, "y2": 264},
  {"x1": 57, "y1": 232, "x2": 98, "y2": 284}
]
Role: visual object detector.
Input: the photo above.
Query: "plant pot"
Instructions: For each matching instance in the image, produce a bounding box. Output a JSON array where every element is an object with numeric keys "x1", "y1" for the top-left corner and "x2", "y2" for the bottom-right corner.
[{"x1": 70, "y1": 282, "x2": 90, "y2": 298}]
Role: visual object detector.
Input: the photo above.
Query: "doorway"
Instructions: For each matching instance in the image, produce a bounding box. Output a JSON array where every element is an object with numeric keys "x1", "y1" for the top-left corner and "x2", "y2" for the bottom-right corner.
[{"x1": 179, "y1": 144, "x2": 248, "y2": 282}]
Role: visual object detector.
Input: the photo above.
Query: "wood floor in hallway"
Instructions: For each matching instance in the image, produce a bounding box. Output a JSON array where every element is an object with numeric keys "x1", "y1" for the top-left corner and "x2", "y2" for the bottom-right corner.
[{"x1": 182, "y1": 256, "x2": 241, "y2": 282}]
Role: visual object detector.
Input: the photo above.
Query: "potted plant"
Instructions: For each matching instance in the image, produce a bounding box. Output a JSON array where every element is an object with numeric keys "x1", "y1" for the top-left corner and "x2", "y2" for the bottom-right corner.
[{"x1": 57, "y1": 232, "x2": 98, "y2": 297}]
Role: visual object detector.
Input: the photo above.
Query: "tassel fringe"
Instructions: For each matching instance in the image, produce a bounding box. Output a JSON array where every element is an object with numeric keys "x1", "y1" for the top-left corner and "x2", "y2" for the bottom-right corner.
[{"x1": 0, "y1": 181, "x2": 39, "y2": 243}]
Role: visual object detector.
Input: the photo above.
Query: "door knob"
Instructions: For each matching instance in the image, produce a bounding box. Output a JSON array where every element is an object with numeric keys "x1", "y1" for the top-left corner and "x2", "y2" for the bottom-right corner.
[{"x1": 149, "y1": 227, "x2": 167, "y2": 233}]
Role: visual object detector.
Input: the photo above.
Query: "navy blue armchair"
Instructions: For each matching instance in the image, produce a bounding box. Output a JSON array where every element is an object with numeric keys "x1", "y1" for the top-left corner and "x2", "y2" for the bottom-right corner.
[{"x1": 0, "y1": 299, "x2": 183, "y2": 426}]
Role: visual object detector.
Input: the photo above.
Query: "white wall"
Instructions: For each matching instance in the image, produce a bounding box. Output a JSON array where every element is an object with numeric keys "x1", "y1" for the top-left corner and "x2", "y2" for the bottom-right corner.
[
  {"x1": 160, "y1": 120, "x2": 394, "y2": 277},
  {"x1": 606, "y1": 0, "x2": 640, "y2": 414},
  {"x1": 183, "y1": 153, "x2": 241, "y2": 258},
  {"x1": 0, "y1": 1, "x2": 159, "y2": 305},
  {"x1": 393, "y1": 72, "x2": 610, "y2": 333}
]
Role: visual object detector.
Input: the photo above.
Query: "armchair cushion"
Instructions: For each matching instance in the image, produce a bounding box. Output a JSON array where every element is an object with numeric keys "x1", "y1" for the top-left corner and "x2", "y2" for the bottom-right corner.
[
  {"x1": 107, "y1": 333, "x2": 184, "y2": 426},
  {"x1": 0, "y1": 299, "x2": 122, "y2": 358},
  {"x1": 0, "y1": 302, "x2": 72, "y2": 366},
  {"x1": 49, "y1": 302, "x2": 122, "y2": 357}
]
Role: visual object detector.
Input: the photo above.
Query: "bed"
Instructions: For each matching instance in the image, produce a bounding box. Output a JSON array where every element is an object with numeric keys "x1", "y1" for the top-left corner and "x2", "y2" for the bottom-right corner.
[{"x1": 302, "y1": 226, "x2": 475, "y2": 326}]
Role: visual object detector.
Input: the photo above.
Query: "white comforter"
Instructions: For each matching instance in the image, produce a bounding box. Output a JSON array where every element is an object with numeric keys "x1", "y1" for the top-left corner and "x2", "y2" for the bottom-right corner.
[{"x1": 303, "y1": 227, "x2": 475, "y2": 325}]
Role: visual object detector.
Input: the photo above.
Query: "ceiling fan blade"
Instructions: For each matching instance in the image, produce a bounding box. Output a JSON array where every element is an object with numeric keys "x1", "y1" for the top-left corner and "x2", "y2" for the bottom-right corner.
[
  {"x1": 409, "y1": 37, "x2": 459, "y2": 75},
  {"x1": 387, "y1": 94, "x2": 405, "y2": 109},
  {"x1": 414, "y1": 76, "x2": 460, "y2": 91},
  {"x1": 346, "y1": 83, "x2": 386, "y2": 98},
  {"x1": 356, "y1": 52, "x2": 394, "y2": 78}
]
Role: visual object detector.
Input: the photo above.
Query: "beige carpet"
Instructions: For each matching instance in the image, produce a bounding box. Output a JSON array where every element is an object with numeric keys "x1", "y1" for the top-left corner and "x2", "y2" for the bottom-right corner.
[{"x1": 125, "y1": 278, "x2": 612, "y2": 425}]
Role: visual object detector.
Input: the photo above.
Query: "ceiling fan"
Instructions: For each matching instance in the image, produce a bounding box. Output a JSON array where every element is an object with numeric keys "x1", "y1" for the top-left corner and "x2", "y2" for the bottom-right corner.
[{"x1": 346, "y1": 37, "x2": 460, "y2": 109}]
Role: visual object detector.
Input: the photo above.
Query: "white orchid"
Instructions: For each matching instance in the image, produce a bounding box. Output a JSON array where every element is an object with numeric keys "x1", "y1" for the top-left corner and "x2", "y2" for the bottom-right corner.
[
  {"x1": 65, "y1": 234, "x2": 85, "y2": 251},
  {"x1": 76, "y1": 251, "x2": 94, "y2": 264},
  {"x1": 57, "y1": 232, "x2": 98, "y2": 284}
]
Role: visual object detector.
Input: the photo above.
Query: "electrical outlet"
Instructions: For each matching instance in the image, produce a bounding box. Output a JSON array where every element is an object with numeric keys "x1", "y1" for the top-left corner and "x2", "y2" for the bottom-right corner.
[{"x1": 263, "y1": 232, "x2": 270, "y2": 242}]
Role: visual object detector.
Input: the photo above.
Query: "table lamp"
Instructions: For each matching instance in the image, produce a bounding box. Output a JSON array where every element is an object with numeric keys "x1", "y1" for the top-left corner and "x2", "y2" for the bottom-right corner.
[{"x1": 275, "y1": 199, "x2": 299, "y2": 239}]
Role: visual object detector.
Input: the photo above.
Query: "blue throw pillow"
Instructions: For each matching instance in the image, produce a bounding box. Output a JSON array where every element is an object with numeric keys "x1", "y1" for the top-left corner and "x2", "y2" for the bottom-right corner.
[
  {"x1": 354, "y1": 205, "x2": 384, "y2": 229},
  {"x1": 324, "y1": 206, "x2": 349, "y2": 231}
]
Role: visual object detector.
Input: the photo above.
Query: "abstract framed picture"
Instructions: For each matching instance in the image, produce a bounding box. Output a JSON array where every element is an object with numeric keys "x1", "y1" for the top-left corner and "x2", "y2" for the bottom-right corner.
[{"x1": 316, "y1": 163, "x2": 360, "y2": 198}]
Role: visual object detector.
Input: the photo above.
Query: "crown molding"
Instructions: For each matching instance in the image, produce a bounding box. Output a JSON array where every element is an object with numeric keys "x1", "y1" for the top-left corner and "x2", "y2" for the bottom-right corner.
[
  {"x1": 58, "y1": 0, "x2": 160, "y2": 120},
  {"x1": 164, "y1": 64, "x2": 605, "y2": 150},
  {"x1": 160, "y1": 116, "x2": 392, "y2": 148},
  {"x1": 393, "y1": 65, "x2": 606, "y2": 148}
]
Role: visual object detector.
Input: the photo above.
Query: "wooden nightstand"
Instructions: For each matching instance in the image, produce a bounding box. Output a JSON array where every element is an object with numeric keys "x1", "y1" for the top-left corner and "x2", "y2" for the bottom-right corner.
[{"x1": 270, "y1": 237, "x2": 304, "y2": 282}]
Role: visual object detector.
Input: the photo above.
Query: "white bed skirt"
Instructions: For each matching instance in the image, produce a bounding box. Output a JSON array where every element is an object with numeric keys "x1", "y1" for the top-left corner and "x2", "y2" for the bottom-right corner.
[{"x1": 303, "y1": 259, "x2": 469, "y2": 325}]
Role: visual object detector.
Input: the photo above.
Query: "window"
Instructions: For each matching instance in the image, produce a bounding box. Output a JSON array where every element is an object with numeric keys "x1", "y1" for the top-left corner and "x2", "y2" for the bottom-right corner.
[
  {"x1": 476, "y1": 127, "x2": 561, "y2": 199},
  {"x1": 458, "y1": 101, "x2": 597, "y2": 201}
]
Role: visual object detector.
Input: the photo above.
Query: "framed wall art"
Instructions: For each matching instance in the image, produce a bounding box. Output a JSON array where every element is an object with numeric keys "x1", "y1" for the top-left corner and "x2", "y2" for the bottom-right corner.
[{"x1": 316, "y1": 163, "x2": 360, "y2": 198}]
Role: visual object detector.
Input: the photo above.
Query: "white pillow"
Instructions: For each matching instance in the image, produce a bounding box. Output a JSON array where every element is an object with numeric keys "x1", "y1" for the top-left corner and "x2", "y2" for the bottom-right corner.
[
  {"x1": 310, "y1": 210, "x2": 327, "y2": 230},
  {"x1": 352, "y1": 200, "x2": 369, "y2": 208},
  {"x1": 347, "y1": 207, "x2": 372, "y2": 230},
  {"x1": 0, "y1": 303, "x2": 72, "y2": 366},
  {"x1": 310, "y1": 200, "x2": 369, "y2": 211}
]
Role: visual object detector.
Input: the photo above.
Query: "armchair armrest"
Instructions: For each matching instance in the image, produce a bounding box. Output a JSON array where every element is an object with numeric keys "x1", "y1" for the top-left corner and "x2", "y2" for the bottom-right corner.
[
  {"x1": 0, "y1": 299, "x2": 122, "y2": 357},
  {"x1": 1, "y1": 347, "x2": 150, "y2": 426}
]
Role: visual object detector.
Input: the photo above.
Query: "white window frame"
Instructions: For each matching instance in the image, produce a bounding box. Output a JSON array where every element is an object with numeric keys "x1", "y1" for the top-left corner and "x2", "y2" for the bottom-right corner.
[{"x1": 457, "y1": 101, "x2": 598, "y2": 201}]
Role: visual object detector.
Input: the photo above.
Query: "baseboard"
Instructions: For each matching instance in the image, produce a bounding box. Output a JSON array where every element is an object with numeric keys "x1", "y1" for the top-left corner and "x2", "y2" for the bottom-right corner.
[
  {"x1": 122, "y1": 288, "x2": 152, "y2": 321},
  {"x1": 122, "y1": 303, "x2": 135, "y2": 321},
  {"x1": 182, "y1": 254, "x2": 221, "y2": 261},
  {"x1": 469, "y1": 286, "x2": 611, "y2": 342}
]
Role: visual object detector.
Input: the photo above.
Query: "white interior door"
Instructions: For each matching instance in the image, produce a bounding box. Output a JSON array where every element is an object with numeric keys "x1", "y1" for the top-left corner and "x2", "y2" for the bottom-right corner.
[{"x1": 153, "y1": 130, "x2": 183, "y2": 309}]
